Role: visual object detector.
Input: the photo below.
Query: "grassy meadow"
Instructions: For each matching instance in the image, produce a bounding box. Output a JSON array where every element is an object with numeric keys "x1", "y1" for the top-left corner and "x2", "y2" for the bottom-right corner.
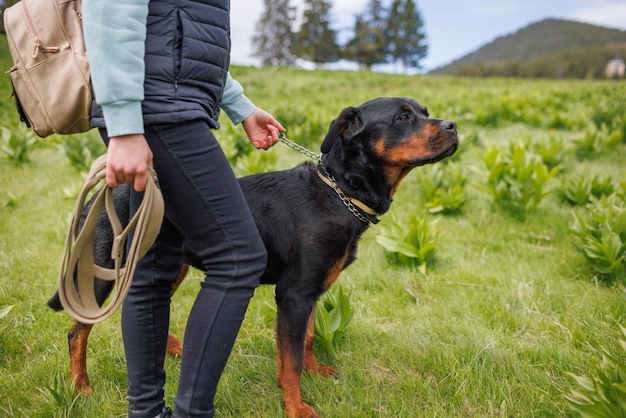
[{"x1": 2, "y1": 35, "x2": 626, "y2": 417}]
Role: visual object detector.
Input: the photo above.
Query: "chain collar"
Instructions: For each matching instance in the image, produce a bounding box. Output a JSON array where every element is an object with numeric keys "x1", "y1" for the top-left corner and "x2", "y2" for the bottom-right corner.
[
  {"x1": 278, "y1": 133, "x2": 321, "y2": 161},
  {"x1": 278, "y1": 134, "x2": 378, "y2": 224}
]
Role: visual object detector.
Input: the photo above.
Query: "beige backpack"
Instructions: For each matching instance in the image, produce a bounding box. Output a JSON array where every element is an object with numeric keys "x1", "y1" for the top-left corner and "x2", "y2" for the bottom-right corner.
[{"x1": 3, "y1": 0, "x2": 92, "y2": 137}]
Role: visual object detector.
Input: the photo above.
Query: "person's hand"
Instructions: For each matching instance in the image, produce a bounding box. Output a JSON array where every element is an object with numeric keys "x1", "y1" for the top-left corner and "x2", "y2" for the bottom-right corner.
[
  {"x1": 242, "y1": 108, "x2": 286, "y2": 150},
  {"x1": 105, "y1": 134, "x2": 153, "y2": 192}
]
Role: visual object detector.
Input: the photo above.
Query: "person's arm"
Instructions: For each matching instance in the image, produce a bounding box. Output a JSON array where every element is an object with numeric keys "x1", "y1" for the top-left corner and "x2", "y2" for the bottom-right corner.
[
  {"x1": 221, "y1": 72, "x2": 286, "y2": 150},
  {"x1": 83, "y1": 0, "x2": 152, "y2": 192},
  {"x1": 220, "y1": 73, "x2": 257, "y2": 124},
  {"x1": 83, "y1": 0, "x2": 149, "y2": 137}
]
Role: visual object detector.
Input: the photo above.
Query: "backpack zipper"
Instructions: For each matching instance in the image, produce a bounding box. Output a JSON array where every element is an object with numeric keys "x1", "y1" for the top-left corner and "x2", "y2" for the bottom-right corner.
[{"x1": 21, "y1": 0, "x2": 60, "y2": 59}]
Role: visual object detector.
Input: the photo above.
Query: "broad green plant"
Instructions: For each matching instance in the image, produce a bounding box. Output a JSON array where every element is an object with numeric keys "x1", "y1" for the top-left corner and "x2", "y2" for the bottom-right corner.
[
  {"x1": 529, "y1": 132, "x2": 568, "y2": 170},
  {"x1": 573, "y1": 124, "x2": 623, "y2": 160},
  {"x1": 566, "y1": 324, "x2": 626, "y2": 417},
  {"x1": 59, "y1": 134, "x2": 106, "y2": 173},
  {"x1": 314, "y1": 286, "x2": 353, "y2": 356},
  {"x1": 376, "y1": 213, "x2": 438, "y2": 273},
  {"x1": 417, "y1": 163, "x2": 467, "y2": 214},
  {"x1": 559, "y1": 172, "x2": 615, "y2": 206},
  {"x1": 0, "y1": 124, "x2": 38, "y2": 165},
  {"x1": 233, "y1": 146, "x2": 278, "y2": 176},
  {"x1": 569, "y1": 194, "x2": 626, "y2": 281},
  {"x1": 217, "y1": 121, "x2": 256, "y2": 164},
  {"x1": 472, "y1": 142, "x2": 560, "y2": 214},
  {"x1": 444, "y1": 129, "x2": 479, "y2": 164}
]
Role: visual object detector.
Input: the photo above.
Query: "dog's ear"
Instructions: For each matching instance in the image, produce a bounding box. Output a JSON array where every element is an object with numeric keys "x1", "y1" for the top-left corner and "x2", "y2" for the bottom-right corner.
[{"x1": 321, "y1": 107, "x2": 364, "y2": 154}]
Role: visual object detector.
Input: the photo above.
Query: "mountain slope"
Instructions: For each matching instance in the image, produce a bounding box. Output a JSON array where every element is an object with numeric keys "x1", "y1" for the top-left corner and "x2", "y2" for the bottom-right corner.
[{"x1": 430, "y1": 18, "x2": 626, "y2": 78}]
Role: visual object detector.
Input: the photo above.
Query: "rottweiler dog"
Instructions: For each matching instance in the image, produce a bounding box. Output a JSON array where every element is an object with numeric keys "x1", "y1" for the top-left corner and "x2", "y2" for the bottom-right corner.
[{"x1": 48, "y1": 97, "x2": 458, "y2": 418}]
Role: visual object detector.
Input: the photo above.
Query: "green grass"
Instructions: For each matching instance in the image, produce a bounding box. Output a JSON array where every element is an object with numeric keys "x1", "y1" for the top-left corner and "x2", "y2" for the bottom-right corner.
[{"x1": 2, "y1": 34, "x2": 626, "y2": 416}]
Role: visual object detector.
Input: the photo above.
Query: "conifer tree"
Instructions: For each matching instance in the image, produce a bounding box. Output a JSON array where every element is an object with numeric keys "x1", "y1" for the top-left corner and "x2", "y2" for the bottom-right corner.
[
  {"x1": 386, "y1": 0, "x2": 428, "y2": 71},
  {"x1": 344, "y1": 0, "x2": 388, "y2": 69},
  {"x1": 295, "y1": 0, "x2": 340, "y2": 66},
  {"x1": 252, "y1": 0, "x2": 297, "y2": 66}
]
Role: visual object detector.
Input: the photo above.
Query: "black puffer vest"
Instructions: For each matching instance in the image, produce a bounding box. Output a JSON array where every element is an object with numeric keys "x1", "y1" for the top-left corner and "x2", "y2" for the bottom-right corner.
[{"x1": 92, "y1": 0, "x2": 230, "y2": 129}]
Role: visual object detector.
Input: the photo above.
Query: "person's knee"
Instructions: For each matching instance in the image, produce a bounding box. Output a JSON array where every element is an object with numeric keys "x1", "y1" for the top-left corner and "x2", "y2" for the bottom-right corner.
[
  {"x1": 240, "y1": 232, "x2": 267, "y2": 288},
  {"x1": 251, "y1": 236, "x2": 268, "y2": 279}
]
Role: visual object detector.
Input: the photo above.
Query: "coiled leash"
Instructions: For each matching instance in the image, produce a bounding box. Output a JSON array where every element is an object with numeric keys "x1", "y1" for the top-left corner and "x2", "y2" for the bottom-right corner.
[{"x1": 58, "y1": 155, "x2": 164, "y2": 324}]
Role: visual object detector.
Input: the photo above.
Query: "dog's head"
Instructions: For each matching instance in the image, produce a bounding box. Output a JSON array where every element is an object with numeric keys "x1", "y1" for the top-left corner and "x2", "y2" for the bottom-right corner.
[{"x1": 320, "y1": 97, "x2": 458, "y2": 214}]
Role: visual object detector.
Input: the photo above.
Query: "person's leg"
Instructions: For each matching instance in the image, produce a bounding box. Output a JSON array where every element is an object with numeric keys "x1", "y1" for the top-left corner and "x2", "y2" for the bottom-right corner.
[
  {"x1": 96, "y1": 128, "x2": 183, "y2": 418},
  {"x1": 122, "y1": 212, "x2": 184, "y2": 418},
  {"x1": 141, "y1": 121, "x2": 266, "y2": 417}
]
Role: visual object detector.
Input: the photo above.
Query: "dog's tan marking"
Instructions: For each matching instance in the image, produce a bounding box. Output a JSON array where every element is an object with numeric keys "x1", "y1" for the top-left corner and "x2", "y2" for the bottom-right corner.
[
  {"x1": 69, "y1": 321, "x2": 94, "y2": 394},
  {"x1": 277, "y1": 335, "x2": 320, "y2": 418},
  {"x1": 323, "y1": 255, "x2": 350, "y2": 291}
]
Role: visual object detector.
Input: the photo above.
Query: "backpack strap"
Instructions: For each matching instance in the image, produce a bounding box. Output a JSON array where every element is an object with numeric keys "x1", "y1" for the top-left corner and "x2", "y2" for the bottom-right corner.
[{"x1": 57, "y1": 154, "x2": 164, "y2": 323}]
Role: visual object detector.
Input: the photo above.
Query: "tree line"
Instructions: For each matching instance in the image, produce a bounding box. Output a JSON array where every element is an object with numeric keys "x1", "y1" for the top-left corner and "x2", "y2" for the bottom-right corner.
[
  {"x1": 252, "y1": 0, "x2": 427, "y2": 71},
  {"x1": 0, "y1": 0, "x2": 428, "y2": 71},
  {"x1": 453, "y1": 45, "x2": 626, "y2": 79}
]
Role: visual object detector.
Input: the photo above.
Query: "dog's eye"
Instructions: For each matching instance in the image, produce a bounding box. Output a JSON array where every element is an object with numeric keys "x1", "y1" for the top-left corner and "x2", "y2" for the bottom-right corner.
[{"x1": 397, "y1": 114, "x2": 411, "y2": 122}]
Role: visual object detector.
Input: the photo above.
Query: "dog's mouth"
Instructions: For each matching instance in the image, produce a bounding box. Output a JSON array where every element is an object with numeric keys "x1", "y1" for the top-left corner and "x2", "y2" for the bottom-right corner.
[{"x1": 408, "y1": 132, "x2": 459, "y2": 166}]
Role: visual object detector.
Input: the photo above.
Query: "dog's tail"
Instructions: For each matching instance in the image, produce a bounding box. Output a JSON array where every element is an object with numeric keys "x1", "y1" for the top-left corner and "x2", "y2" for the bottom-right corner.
[
  {"x1": 47, "y1": 277, "x2": 117, "y2": 312},
  {"x1": 47, "y1": 292, "x2": 64, "y2": 311}
]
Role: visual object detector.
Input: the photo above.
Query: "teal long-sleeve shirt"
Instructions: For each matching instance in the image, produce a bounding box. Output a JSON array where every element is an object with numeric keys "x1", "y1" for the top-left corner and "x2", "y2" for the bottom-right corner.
[{"x1": 82, "y1": 0, "x2": 256, "y2": 138}]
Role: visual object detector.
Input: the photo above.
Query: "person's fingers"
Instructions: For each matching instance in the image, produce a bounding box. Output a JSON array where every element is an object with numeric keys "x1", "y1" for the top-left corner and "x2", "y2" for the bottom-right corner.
[
  {"x1": 106, "y1": 164, "x2": 119, "y2": 188},
  {"x1": 134, "y1": 171, "x2": 147, "y2": 192}
]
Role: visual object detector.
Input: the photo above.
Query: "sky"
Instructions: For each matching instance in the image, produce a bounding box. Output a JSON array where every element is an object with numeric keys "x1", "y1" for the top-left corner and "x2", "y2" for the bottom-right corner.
[{"x1": 230, "y1": 0, "x2": 626, "y2": 72}]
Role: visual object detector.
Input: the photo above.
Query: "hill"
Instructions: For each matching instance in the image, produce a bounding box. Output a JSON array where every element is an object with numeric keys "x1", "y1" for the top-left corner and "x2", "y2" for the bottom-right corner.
[{"x1": 430, "y1": 18, "x2": 626, "y2": 78}]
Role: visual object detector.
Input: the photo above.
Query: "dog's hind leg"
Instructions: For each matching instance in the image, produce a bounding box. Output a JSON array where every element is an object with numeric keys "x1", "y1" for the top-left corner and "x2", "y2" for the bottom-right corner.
[
  {"x1": 303, "y1": 307, "x2": 338, "y2": 378},
  {"x1": 67, "y1": 263, "x2": 188, "y2": 394},
  {"x1": 164, "y1": 263, "x2": 188, "y2": 357},
  {"x1": 68, "y1": 320, "x2": 94, "y2": 394}
]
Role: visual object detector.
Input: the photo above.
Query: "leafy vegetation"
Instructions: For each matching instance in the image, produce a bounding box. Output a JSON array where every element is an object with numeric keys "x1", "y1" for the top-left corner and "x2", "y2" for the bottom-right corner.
[
  {"x1": 0, "y1": 124, "x2": 38, "y2": 165},
  {"x1": 37, "y1": 372, "x2": 80, "y2": 415},
  {"x1": 566, "y1": 325, "x2": 626, "y2": 417},
  {"x1": 570, "y1": 193, "x2": 626, "y2": 281},
  {"x1": 376, "y1": 213, "x2": 438, "y2": 273},
  {"x1": 314, "y1": 287, "x2": 354, "y2": 355},
  {"x1": 573, "y1": 123, "x2": 623, "y2": 159},
  {"x1": 58, "y1": 133, "x2": 107, "y2": 173},
  {"x1": 416, "y1": 163, "x2": 467, "y2": 214},
  {"x1": 559, "y1": 171, "x2": 615, "y2": 206},
  {"x1": 472, "y1": 142, "x2": 561, "y2": 215},
  {"x1": 1, "y1": 49, "x2": 626, "y2": 416}
]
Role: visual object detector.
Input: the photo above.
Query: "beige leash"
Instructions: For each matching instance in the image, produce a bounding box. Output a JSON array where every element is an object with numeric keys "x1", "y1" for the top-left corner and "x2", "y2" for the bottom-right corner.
[{"x1": 58, "y1": 154, "x2": 164, "y2": 324}]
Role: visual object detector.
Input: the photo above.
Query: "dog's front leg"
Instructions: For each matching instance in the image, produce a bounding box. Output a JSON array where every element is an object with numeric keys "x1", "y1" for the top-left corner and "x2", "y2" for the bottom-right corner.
[{"x1": 276, "y1": 302, "x2": 319, "y2": 418}]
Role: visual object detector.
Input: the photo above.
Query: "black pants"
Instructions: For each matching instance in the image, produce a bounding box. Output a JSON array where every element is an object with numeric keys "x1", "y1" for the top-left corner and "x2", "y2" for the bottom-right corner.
[{"x1": 108, "y1": 121, "x2": 266, "y2": 417}]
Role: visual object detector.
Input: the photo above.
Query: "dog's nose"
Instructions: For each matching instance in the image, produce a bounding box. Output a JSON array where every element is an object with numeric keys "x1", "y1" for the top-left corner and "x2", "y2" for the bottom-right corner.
[{"x1": 439, "y1": 120, "x2": 457, "y2": 132}]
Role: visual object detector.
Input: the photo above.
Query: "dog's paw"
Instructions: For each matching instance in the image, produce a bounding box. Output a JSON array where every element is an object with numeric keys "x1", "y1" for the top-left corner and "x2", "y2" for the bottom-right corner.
[
  {"x1": 316, "y1": 365, "x2": 338, "y2": 378},
  {"x1": 166, "y1": 333, "x2": 183, "y2": 358},
  {"x1": 285, "y1": 402, "x2": 319, "y2": 418},
  {"x1": 74, "y1": 375, "x2": 94, "y2": 395}
]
